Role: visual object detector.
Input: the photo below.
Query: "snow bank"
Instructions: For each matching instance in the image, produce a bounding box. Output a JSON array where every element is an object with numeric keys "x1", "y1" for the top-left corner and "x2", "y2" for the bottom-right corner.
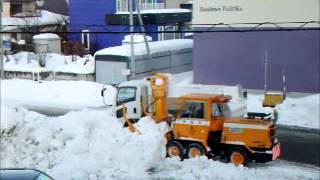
[
  {"x1": 4, "y1": 52, "x2": 94, "y2": 74},
  {"x1": 247, "y1": 93, "x2": 320, "y2": 129},
  {"x1": 1, "y1": 79, "x2": 105, "y2": 110},
  {"x1": 1, "y1": 106, "x2": 319, "y2": 180},
  {"x1": 0, "y1": 107, "x2": 169, "y2": 179},
  {"x1": 95, "y1": 39, "x2": 193, "y2": 57}
]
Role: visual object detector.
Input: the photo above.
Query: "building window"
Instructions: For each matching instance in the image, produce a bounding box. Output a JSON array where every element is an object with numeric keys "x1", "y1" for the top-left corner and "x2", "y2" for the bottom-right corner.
[
  {"x1": 116, "y1": 0, "x2": 129, "y2": 12},
  {"x1": 81, "y1": 30, "x2": 90, "y2": 51},
  {"x1": 10, "y1": 2, "x2": 23, "y2": 16},
  {"x1": 158, "y1": 25, "x2": 180, "y2": 41},
  {"x1": 116, "y1": 0, "x2": 164, "y2": 12}
]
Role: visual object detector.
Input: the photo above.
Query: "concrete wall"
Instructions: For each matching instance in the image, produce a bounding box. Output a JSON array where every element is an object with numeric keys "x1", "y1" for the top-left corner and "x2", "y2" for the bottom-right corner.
[{"x1": 193, "y1": 30, "x2": 320, "y2": 93}]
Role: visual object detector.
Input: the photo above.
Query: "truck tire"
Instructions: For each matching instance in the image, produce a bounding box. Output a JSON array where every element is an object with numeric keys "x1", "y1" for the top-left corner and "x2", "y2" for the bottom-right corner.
[
  {"x1": 186, "y1": 143, "x2": 206, "y2": 158},
  {"x1": 166, "y1": 141, "x2": 184, "y2": 160},
  {"x1": 227, "y1": 148, "x2": 249, "y2": 166}
]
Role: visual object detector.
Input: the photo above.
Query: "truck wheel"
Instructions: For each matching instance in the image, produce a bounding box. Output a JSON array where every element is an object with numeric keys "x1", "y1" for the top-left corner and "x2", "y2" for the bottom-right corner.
[
  {"x1": 186, "y1": 143, "x2": 206, "y2": 158},
  {"x1": 166, "y1": 141, "x2": 184, "y2": 160},
  {"x1": 228, "y1": 148, "x2": 248, "y2": 166}
]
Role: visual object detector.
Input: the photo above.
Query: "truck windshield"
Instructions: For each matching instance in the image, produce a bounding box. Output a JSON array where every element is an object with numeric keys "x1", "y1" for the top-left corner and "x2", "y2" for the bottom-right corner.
[
  {"x1": 181, "y1": 102, "x2": 205, "y2": 119},
  {"x1": 116, "y1": 87, "x2": 136, "y2": 106}
]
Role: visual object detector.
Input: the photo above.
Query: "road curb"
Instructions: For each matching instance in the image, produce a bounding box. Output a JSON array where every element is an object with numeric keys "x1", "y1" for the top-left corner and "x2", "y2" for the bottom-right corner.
[{"x1": 278, "y1": 124, "x2": 320, "y2": 134}]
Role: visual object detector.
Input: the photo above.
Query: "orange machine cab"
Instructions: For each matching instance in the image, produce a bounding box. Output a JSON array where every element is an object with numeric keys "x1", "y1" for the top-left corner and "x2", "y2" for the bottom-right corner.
[{"x1": 167, "y1": 94, "x2": 280, "y2": 165}]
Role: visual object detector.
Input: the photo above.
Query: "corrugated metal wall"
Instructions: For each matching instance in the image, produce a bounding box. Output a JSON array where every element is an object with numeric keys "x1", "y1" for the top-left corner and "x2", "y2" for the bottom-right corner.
[{"x1": 193, "y1": 30, "x2": 320, "y2": 93}]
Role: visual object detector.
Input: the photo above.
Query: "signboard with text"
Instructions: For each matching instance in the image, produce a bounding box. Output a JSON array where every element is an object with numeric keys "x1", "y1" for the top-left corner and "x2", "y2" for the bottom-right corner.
[{"x1": 193, "y1": 0, "x2": 320, "y2": 27}]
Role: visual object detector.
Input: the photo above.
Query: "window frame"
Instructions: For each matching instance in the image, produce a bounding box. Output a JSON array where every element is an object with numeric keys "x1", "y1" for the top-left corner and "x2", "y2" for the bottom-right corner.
[
  {"x1": 116, "y1": 86, "x2": 137, "y2": 106},
  {"x1": 212, "y1": 103, "x2": 224, "y2": 118},
  {"x1": 180, "y1": 101, "x2": 206, "y2": 120}
]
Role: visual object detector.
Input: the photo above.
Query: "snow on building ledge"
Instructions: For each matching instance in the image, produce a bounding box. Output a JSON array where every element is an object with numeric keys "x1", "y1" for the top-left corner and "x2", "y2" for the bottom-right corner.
[{"x1": 115, "y1": 8, "x2": 190, "y2": 14}]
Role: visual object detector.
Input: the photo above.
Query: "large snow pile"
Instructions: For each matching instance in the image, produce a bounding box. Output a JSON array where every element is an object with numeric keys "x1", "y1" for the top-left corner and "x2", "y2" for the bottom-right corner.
[
  {"x1": 4, "y1": 52, "x2": 94, "y2": 74},
  {"x1": 0, "y1": 106, "x2": 169, "y2": 179},
  {"x1": 95, "y1": 39, "x2": 193, "y2": 57},
  {"x1": 247, "y1": 93, "x2": 320, "y2": 129},
  {"x1": 1, "y1": 10, "x2": 68, "y2": 31},
  {"x1": 1, "y1": 106, "x2": 319, "y2": 180}
]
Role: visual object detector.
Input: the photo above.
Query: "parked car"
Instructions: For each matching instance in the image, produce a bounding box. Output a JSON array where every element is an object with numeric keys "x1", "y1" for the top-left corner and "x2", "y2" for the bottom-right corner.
[{"x1": 0, "y1": 168, "x2": 54, "y2": 180}]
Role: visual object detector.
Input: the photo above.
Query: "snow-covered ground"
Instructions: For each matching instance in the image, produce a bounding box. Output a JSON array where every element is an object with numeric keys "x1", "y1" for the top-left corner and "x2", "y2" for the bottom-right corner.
[
  {"x1": 247, "y1": 93, "x2": 320, "y2": 129},
  {"x1": 4, "y1": 52, "x2": 95, "y2": 74},
  {"x1": 1, "y1": 71, "x2": 319, "y2": 129},
  {"x1": 1, "y1": 79, "x2": 104, "y2": 112},
  {"x1": 1, "y1": 106, "x2": 319, "y2": 180},
  {"x1": 1, "y1": 71, "x2": 319, "y2": 179}
]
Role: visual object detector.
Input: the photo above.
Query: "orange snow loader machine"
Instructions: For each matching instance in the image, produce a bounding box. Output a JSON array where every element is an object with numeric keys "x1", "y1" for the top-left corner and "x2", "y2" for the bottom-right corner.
[{"x1": 122, "y1": 74, "x2": 281, "y2": 166}]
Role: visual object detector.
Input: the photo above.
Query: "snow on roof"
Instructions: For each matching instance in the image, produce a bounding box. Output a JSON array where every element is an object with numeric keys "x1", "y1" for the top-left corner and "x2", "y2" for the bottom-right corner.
[
  {"x1": 116, "y1": 8, "x2": 190, "y2": 14},
  {"x1": 95, "y1": 39, "x2": 193, "y2": 57},
  {"x1": 33, "y1": 33, "x2": 61, "y2": 40},
  {"x1": 183, "y1": 0, "x2": 193, "y2": 4},
  {"x1": 1, "y1": 10, "x2": 68, "y2": 32},
  {"x1": 122, "y1": 35, "x2": 152, "y2": 43}
]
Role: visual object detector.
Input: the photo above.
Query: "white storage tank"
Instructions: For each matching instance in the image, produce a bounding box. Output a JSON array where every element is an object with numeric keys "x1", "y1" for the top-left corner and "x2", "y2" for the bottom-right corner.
[{"x1": 33, "y1": 33, "x2": 62, "y2": 54}]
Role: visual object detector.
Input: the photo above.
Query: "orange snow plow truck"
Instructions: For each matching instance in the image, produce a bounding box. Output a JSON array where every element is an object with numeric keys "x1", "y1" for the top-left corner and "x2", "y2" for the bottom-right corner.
[{"x1": 114, "y1": 74, "x2": 281, "y2": 166}]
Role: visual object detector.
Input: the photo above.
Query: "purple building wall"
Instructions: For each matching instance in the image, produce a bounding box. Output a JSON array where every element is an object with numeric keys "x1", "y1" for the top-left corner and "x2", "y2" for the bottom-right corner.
[{"x1": 193, "y1": 30, "x2": 320, "y2": 93}]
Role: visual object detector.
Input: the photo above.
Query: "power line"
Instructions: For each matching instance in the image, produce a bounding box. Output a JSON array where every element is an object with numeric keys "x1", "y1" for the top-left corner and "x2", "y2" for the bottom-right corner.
[{"x1": 0, "y1": 21, "x2": 319, "y2": 34}]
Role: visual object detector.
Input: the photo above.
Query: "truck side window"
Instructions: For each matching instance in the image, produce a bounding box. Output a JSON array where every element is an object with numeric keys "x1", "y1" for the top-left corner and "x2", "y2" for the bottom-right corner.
[
  {"x1": 181, "y1": 102, "x2": 205, "y2": 119},
  {"x1": 116, "y1": 87, "x2": 136, "y2": 106},
  {"x1": 212, "y1": 103, "x2": 223, "y2": 117}
]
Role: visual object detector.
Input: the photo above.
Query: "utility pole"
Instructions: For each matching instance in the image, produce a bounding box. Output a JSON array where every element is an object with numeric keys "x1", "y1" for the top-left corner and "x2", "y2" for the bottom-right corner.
[
  {"x1": 129, "y1": 0, "x2": 135, "y2": 79},
  {"x1": 135, "y1": 0, "x2": 152, "y2": 61},
  {"x1": 0, "y1": 2, "x2": 4, "y2": 79},
  {"x1": 264, "y1": 49, "x2": 268, "y2": 93}
]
